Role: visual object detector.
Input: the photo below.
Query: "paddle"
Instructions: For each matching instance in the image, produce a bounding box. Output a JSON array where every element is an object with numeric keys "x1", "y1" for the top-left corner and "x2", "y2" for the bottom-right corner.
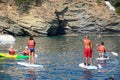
[
  {"x1": 34, "y1": 54, "x2": 38, "y2": 58},
  {"x1": 111, "y1": 51, "x2": 118, "y2": 56},
  {"x1": 106, "y1": 50, "x2": 118, "y2": 57},
  {"x1": 98, "y1": 64, "x2": 102, "y2": 69}
]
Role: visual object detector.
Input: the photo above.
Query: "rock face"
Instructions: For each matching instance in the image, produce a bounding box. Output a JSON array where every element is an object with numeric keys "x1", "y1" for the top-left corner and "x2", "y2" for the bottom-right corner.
[{"x1": 0, "y1": 0, "x2": 119, "y2": 36}]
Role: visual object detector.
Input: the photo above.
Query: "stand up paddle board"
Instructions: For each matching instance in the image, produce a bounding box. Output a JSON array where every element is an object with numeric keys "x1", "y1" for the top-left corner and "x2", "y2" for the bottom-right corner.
[
  {"x1": 17, "y1": 62, "x2": 43, "y2": 68},
  {"x1": 96, "y1": 57, "x2": 109, "y2": 60},
  {"x1": 79, "y1": 63, "x2": 98, "y2": 69}
]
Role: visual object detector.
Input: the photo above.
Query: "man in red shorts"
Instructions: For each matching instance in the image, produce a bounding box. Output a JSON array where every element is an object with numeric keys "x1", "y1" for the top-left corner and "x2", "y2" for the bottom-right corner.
[{"x1": 82, "y1": 35, "x2": 93, "y2": 67}]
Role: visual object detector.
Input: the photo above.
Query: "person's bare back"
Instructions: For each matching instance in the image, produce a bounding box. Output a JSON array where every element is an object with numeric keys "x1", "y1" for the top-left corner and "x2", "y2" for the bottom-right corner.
[
  {"x1": 83, "y1": 35, "x2": 92, "y2": 48},
  {"x1": 82, "y1": 35, "x2": 93, "y2": 66}
]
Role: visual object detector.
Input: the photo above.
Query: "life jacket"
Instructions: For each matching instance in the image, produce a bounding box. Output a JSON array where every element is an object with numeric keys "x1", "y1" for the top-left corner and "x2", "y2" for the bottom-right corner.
[
  {"x1": 98, "y1": 45, "x2": 105, "y2": 53},
  {"x1": 9, "y1": 49, "x2": 15, "y2": 55},
  {"x1": 28, "y1": 40, "x2": 35, "y2": 48}
]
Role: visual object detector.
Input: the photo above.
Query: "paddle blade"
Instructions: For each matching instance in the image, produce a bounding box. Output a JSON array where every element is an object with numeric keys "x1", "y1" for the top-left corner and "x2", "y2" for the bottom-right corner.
[
  {"x1": 111, "y1": 52, "x2": 118, "y2": 56},
  {"x1": 98, "y1": 64, "x2": 102, "y2": 69},
  {"x1": 35, "y1": 54, "x2": 38, "y2": 58}
]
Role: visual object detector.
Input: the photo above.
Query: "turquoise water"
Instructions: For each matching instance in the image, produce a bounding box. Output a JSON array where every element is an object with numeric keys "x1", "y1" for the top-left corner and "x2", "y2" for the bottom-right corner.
[{"x1": 0, "y1": 35, "x2": 120, "y2": 80}]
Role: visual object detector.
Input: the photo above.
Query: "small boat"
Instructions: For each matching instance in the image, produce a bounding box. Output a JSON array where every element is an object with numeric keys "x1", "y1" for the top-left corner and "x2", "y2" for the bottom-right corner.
[{"x1": 0, "y1": 52, "x2": 29, "y2": 59}]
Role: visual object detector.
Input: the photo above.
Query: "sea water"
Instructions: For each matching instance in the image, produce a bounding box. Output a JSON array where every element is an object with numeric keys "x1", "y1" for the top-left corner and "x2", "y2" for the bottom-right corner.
[{"x1": 0, "y1": 35, "x2": 120, "y2": 80}]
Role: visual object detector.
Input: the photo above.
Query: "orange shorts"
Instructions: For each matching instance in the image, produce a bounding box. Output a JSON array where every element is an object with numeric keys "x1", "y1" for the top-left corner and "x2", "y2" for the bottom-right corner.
[{"x1": 84, "y1": 48, "x2": 92, "y2": 58}]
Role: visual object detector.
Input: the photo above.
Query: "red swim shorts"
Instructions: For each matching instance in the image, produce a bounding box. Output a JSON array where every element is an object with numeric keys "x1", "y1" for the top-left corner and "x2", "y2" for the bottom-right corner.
[{"x1": 84, "y1": 48, "x2": 92, "y2": 58}]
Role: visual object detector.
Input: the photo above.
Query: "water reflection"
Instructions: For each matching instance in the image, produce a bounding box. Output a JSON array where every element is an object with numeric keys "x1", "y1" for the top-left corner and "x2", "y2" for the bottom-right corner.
[
  {"x1": 83, "y1": 70, "x2": 93, "y2": 80},
  {"x1": 36, "y1": 36, "x2": 83, "y2": 54},
  {"x1": 0, "y1": 35, "x2": 120, "y2": 80},
  {"x1": 96, "y1": 60, "x2": 107, "y2": 67},
  {"x1": 24, "y1": 68, "x2": 37, "y2": 80}
]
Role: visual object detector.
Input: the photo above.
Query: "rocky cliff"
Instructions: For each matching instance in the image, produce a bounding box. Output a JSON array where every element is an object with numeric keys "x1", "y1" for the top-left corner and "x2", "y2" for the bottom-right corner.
[{"x1": 0, "y1": 0, "x2": 120, "y2": 36}]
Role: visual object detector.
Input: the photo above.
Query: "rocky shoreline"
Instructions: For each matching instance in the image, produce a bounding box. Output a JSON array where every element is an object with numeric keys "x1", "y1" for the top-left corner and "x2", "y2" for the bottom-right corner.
[
  {"x1": 0, "y1": 0, "x2": 119, "y2": 36},
  {"x1": 63, "y1": 33, "x2": 120, "y2": 37}
]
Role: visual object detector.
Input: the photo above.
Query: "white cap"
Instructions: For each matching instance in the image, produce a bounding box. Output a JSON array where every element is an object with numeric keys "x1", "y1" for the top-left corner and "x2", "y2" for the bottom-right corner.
[{"x1": 25, "y1": 46, "x2": 28, "y2": 49}]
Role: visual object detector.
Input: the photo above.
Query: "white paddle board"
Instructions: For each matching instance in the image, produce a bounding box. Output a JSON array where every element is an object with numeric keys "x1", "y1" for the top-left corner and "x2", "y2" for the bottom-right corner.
[
  {"x1": 79, "y1": 63, "x2": 98, "y2": 69},
  {"x1": 96, "y1": 57, "x2": 109, "y2": 60},
  {"x1": 17, "y1": 62, "x2": 43, "y2": 68}
]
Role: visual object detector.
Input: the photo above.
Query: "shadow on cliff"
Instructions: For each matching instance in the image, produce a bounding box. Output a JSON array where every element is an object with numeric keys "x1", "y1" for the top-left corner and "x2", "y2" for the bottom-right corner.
[
  {"x1": 47, "y1": 19, "x2": 68, "y2": 36},
  {"x1": 47, "y1": 7, "x2": 68, "y2": 36}
]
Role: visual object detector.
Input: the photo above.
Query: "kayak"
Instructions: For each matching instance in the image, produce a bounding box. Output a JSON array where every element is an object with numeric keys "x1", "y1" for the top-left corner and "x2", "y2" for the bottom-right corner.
[
  {"x1": 0, "y1": 53, "x2": 29, "y2": 59},
  {"x1": 0, "y1": 57, "x2": 5, "y2": 60}
]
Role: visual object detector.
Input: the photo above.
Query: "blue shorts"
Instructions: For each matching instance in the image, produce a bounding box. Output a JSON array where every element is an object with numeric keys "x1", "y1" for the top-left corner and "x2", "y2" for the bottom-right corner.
[{"x1": 29, "y1": 48, "x2": 35, "y2": 52}]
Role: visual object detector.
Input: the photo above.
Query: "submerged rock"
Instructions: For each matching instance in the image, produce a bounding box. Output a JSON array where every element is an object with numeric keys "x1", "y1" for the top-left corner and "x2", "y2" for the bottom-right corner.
[{"x1": 0, "y1": 34, "x2": 15, "y2": 44}]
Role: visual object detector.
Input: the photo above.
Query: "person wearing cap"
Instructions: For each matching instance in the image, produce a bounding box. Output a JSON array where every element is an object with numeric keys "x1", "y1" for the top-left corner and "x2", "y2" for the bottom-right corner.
[{"x1": 22, "y1": 46, "x2": 30, "y2": 56}]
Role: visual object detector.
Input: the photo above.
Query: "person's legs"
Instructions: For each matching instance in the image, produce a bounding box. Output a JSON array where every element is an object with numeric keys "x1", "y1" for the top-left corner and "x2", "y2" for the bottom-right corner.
[
  {"x1": 89, "y1": 49, "x2": 93, "y2": 65},
  {"x1": 28, "y1": 51, "x2": 31, "y2": 64},
  {"x1": 102, "y1": 52, "x2": 104, "y2": 58},
  {"x1": 32, "y1": 52, "x2": 34, "y2": 64},
  {"x1": 84, "y1": 48, "x2": 88, "y2": 66},
  {"x1": 90, "y1": 58, "x2": 93, "y2": 65},
  {"x1": 29, "y1": 48, "x2": 35, "y2": 64},
  {"x1": 99, "y1": 53, "x2": 101, "y2": 58},
  {"x1": 85, "y1": 58, "x2": 88, "y2": 67}
]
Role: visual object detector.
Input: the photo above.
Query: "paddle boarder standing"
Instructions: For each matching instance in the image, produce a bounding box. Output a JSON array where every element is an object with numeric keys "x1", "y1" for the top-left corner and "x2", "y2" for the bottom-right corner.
[
  {"x1": 82, "y1": 35, "x2": 93, "y2": 67},
  {"x1": 96, "y1": 41, "x2": 106, "y2": 58},
  {"x1": 28, "y1": 35, "x2": 36, "y2": 64}
]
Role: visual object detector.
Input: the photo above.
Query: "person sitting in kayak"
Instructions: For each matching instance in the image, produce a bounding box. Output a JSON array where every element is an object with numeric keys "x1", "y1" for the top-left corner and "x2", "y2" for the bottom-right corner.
[
  {"x1": 8, "y1": 46, "x2": 15, "y2": 55},
  {"x1": 96, "y1": 41, "x2": 106, "y2": 58},
  {"x1": 22, "y1": 46, "x2": 30, "y2": 56}
]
